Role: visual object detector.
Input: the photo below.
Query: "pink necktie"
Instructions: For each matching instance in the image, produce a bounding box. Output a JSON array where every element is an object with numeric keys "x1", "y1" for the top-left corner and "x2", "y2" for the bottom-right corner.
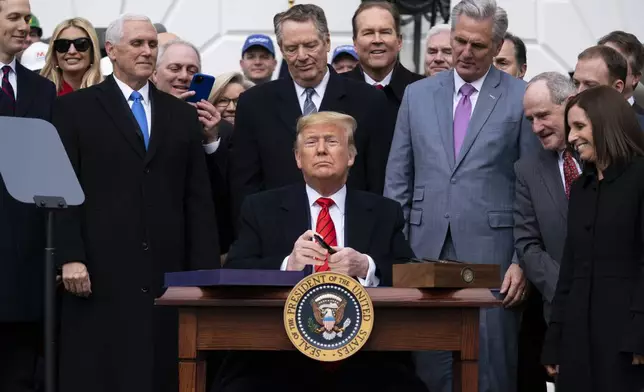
[{"x1": 453, "y1": 83, "x2": 476, "y2": 156}]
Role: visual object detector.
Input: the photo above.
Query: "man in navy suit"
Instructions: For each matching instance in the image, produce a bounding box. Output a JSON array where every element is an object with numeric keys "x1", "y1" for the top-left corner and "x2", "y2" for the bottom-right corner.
[
  {"x1": 219, "y1": 111, "x2": 426, "y2": 392},
  {"x1": 0, "y1": 0, "x2": 56, "y2": 390}
]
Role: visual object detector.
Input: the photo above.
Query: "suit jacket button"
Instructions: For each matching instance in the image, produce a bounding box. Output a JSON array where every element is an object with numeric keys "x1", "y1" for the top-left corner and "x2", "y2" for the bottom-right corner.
[
  {"x1": 585, "y1": 224, "x2": 592, "y2": 231},
  {"x1": 450, "y1": 179, "x2": 456, "y2": 184},
  {"x1": 444, "y1": 213, "x2": 450, "y2": 218},
  {"x1": 144, "y1": 168, "x2": 150, "y2": 174},
  {"x1": 142, "y1": 241, "x2": 149, "y2": 250},
  {"x1": 141, "y1": 287, "x2": 149, "y2": 293}
]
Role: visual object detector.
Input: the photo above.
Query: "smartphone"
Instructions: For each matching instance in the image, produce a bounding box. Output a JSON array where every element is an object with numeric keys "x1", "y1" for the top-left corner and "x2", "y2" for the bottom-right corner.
[
  {"x1": 313, "y1": 234, "x2": 337, "y2": 254},
  {"x1": 186, "y1": 73, "x2": 215, "y2": 103}
]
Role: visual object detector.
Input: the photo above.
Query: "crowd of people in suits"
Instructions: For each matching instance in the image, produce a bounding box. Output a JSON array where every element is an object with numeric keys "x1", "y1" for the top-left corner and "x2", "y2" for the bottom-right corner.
[{"x1": 1, "y1": 0, "x2": 644, "y2": 391}]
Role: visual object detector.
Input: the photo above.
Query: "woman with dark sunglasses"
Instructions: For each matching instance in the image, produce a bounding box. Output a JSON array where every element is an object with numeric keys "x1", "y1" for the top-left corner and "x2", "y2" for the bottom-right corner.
[{"x1": 40, "y1": 18, "x2": 103, "y2": 96}]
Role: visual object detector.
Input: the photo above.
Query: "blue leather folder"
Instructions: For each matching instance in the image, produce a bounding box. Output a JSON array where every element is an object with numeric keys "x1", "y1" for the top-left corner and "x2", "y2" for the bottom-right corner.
[{"x1": 164, "y1": 268, "x2": 311, "y2": 287}]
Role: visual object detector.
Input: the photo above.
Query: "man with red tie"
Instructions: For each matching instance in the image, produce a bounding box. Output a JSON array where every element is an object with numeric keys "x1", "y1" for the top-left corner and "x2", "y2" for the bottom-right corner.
[
  {"x1": 513, "y1": 72, "x2": 579, "y2": 391},
  {"x1": 514, "y1": 72, "x2": 580, "y2": 323},
  {"x1": 218, "y1": 111, "x2": 425, "y2": 392},
  {"x1": 343, "y1": 1, "x2": 423, "y2": 155}
]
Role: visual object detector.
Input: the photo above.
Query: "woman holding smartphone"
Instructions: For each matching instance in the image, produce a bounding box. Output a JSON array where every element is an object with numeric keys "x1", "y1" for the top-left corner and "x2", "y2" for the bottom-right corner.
[
  {"x1": 542, "y1": 86, "x2": 644, "y2": 391},
  {"x1": 40, "y1": 18, "x2": 103, "y2": 96}
]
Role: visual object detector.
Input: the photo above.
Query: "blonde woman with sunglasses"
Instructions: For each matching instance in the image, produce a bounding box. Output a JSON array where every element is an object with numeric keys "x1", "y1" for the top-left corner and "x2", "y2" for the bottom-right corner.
[{"x1": 40, "y1": 18, "x2": 103, "y2": 96}]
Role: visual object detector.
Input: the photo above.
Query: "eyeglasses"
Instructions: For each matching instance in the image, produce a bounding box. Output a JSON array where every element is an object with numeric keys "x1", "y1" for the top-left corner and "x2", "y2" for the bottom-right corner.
[
  {"x1": 53, "y1": 38, "x2": 92, "y2": 53},
  {"x1": 215, "y1": 97, "x2": 239, "y2": 108}
]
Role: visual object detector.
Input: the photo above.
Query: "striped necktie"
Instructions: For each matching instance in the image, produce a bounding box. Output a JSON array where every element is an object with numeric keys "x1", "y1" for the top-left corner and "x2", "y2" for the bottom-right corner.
[
  {"x1": 0, "y1": 65, "x2": 15, "y2": 116},
  {"x1": 315, "y1": 197, "x2": 336, "y2": 272},
  {"x1": 303, "y1": 87, "x2": 317, "y2": 116}
]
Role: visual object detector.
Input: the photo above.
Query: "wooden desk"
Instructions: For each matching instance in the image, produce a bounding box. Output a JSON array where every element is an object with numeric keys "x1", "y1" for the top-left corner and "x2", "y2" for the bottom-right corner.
[{"x1": 156, "y1": 286, "x2": 499, "y2": 392}]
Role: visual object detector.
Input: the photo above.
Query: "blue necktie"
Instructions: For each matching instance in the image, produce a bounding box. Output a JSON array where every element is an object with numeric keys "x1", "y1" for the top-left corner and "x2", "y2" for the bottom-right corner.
[{"x1": 129, "y1": 91, "x2": 149, "y2": 149}]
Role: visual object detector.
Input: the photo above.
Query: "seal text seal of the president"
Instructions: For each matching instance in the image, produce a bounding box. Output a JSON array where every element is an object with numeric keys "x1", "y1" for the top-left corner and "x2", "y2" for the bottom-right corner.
[{"x1": 284, "y1": 272, "x2": 374, "y2": 362}]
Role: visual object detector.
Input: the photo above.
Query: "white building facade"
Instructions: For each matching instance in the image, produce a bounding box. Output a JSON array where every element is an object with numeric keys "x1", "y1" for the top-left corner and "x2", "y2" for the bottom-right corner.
[{"x1": 31, "y1": 0, "x2": 644, "y2": 81}]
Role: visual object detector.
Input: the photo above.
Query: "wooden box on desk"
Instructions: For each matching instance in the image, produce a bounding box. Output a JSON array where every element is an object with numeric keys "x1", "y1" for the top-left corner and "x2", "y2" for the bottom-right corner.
[{"x1": 393, "y1": 259, "x2": 501, "y2": 288}]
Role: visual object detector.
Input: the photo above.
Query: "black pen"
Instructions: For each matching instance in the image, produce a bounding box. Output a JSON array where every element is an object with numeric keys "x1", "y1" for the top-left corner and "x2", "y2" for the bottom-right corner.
[{"x1": 313, "y1": 234, "x2": 337, "y2": 254}]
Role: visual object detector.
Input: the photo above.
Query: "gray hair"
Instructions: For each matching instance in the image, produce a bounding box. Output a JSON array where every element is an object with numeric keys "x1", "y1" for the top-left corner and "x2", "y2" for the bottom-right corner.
[
  {"x1": 156, "y1": 39, "x2": 201, "y2": 69},
  {"x1": 428, "y1": 24, "x2": 451, "y2": 39},
  {"x1": 273, "y1": 4, "x2": 329, "y2": 47},
  {"x1": 105, "y1": 14, "x2": 155, "y2": 45},
  {"x1": 451, "y1": 0, "x2": 508, "y2": 45},
  {"x1": 528, "y1": 72, "x2": 576, "y2": 105}
]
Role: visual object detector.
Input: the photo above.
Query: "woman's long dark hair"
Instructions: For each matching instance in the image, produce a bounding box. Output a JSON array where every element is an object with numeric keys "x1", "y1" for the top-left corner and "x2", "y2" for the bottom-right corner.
[{"x1": 564, "y1": 86, "x2": 644, "y2": 168}]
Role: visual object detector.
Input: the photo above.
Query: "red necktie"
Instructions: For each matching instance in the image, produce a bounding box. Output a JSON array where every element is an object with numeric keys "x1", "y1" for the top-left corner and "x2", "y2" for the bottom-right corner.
[
  {"x1": 563, "y1": 150, "x2": 579, "y2": 199},
  {"x1": 374, "y1": 84, "x2": 384, "y2": 90},
  {"x1": 315, "y1": 197, "x2": 336, "y2": 272}
]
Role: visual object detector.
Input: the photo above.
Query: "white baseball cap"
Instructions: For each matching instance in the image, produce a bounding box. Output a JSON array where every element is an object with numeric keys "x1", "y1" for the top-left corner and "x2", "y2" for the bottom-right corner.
[{"x1": 21, "y1": 41, "x2": 49, "y2": 71}]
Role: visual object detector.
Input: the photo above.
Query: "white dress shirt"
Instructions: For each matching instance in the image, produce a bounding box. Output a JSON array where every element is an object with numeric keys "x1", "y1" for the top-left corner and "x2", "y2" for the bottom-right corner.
[
  {"x1": 280, "y1": 184, "x2": 380, "y2": 287},
  {"x1": 452, "y1": 67, "x2": 491, "y2": 118},
  {"x1": 557, "y1": 150, "x2": 582, "y2": 189},
  {"x1": 294, "y1": 68, "x2": 330, "y2": 113},
  {"x1": 364, "y1": 69, "x2": 393, "y2": 87},
  {"x1": 113, "y1": 75, "x2": 152, "y2": 134},
  {"x1": 628, "y1": 96, "x2": 635, "y2": 106},
  {"x1": 0, "y1": 58, "x2": 18, "y2": 99},
  {"x1": 203, "y1": 139, "x2": 221, "y2": 154}
]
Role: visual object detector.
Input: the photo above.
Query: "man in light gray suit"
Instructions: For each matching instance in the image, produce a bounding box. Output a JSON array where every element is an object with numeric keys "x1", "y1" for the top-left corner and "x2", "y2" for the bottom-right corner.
[
  {"x1": 384, "y1": 1, "x2": 540, "y2": 391},
  {"x1": 513, "y1": 72, "x2": 578, "y2": 323}
]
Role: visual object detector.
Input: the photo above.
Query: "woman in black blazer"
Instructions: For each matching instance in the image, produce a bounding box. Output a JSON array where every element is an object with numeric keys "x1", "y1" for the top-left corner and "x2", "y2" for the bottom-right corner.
[{"x1": 542, "y1": 86, "x2": 644, "y2": 391}]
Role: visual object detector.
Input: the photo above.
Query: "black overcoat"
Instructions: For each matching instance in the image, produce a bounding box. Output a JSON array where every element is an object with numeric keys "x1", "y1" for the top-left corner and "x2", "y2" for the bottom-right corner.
[
  {"x1": 52, "y1": 76, "x2": 220, "y2": 392},
  {"x1": 0, "y1": 63, "x2": 56, "y2": 322},
  {"x1": 542, "y1": 158, "x2": 644, "y2": 391}
]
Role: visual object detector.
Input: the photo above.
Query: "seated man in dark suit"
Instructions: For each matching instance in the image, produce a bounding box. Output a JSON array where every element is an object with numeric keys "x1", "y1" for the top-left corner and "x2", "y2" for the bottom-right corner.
[{"x1": 216, "y1": 111, "x2": 427, "y2": 392}]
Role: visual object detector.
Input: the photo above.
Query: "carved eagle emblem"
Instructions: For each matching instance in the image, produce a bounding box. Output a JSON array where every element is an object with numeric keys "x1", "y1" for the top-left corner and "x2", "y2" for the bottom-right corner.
[{"x1": 310, "y1": 296, "x2": 351, "y2": 340}]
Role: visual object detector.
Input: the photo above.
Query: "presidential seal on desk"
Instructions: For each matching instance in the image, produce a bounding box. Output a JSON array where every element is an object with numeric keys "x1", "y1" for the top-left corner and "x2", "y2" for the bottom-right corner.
[{"x1": 284, "y1": 272, "x2": 374, "y2": 362}]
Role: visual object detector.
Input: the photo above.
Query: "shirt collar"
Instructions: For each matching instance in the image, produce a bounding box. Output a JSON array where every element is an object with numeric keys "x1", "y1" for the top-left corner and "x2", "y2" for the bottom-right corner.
[
  {"x1": 113, "y1": 75, "x2": 150, "y2": 104},
  {"x1": 364, "y1": 68, "x2": 394, "y2": 87},
  {"x1": 294, "y1": 67, "x2": 330, "y2": 100},
  {"x1": 0, "y1": 57, "x2": 17, "y2": 74},
  {"x1": 305, "y1": 184, "x2": 346, "y2": 214},
  {"x1": 628, "y1": 96, "x2": 635, "y2": 106},
  {"x1": 558, "y1": 148, "x2": 582, "y2": 164},
  {"x1": 454, "y1": 66, "x2": 490, "y2": 95}
]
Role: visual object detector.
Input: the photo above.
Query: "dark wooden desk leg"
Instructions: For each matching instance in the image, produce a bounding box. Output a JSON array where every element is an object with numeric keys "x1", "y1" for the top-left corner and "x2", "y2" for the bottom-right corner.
[
  {"x1": 453, "y1": 309, "x2": 479, "y2": 392},
  {"x1": 178, "y1": 310, "x2": 207, "y2": 392}
]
